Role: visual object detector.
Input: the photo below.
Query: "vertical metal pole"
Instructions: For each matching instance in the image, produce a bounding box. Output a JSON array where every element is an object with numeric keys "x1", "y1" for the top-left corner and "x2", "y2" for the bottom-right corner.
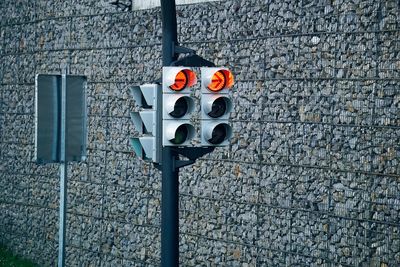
[
  {"x1": 161, "y1": 0, "x2": 178, "y2": 66},
  {"x1": 161, "y1": 1, "x2": 179, "y2": 266},
  {"x1": 161, "y1": 147, "x2": 179, "y2": 267},
  {"x1": 58, "y1": 68, "x2": 68, "y2": 267}
]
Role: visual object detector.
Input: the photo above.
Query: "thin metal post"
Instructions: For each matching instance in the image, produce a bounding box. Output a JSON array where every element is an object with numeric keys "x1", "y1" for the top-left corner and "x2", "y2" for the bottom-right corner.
[
  {"x1": 160, "y1": 0, "x2": 180, "y2": 266},
  {"x1": 58, "y1": 68, "x2": 68, "y2": 267}
]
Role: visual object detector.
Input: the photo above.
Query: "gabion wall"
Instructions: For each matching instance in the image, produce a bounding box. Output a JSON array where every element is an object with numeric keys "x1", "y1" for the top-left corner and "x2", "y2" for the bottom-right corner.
[{"x1": 0, "y1": 0, "x2": 399, "y2": 266}]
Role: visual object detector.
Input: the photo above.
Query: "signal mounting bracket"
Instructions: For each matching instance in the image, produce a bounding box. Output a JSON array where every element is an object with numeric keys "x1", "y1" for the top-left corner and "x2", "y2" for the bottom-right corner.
[
  {"x1": 172, "y1": 147, "x2": 215, "y2": 169},
  {"x1": 172, "y1": 54, "x2": 215, "y2": 67},
  {"x1": 173, "y1": 146, "x2": 215, "y2": 161},
  {"x1": 153, "y1": 146, "x2": 215, "y2": 171},
  {"x1": 173, "y1": 44, "x2": 196, "y2": 55},
  {"x1": 173, "y1": 146, "x2": 215, "y2": 170},
  {"x1": 174, "y1": 159, "x2": 195, "y2": 169}
]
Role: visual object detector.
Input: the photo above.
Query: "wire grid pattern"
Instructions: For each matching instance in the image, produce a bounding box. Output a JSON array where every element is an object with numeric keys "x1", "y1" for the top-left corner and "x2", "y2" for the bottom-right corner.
[{"x1": 0, "y1": 0, "x2": 399, "y2": 266}]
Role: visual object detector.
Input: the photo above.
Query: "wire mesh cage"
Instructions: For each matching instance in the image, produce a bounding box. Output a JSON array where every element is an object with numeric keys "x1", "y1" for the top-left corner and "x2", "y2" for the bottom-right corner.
[{"x1": 0, "y1": 0, "x2": 399, "y2": 266}]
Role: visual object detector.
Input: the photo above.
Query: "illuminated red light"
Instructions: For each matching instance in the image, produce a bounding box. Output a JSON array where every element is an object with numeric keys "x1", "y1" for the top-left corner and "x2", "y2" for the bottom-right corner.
[
  {"x1": 207, "y1": 70, "x2": 234, "y2": 92},
  {"x1": 169, "y1": 69, "x2": 197, "y2": 91}
]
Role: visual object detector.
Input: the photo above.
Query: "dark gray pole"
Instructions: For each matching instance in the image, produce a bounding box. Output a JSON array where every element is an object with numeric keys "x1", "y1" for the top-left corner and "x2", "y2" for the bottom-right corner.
[
  {"x1": 161, "y1": 0, "x2": 179, "y2": 266},
  {"x1": 161, "y1": 147, "x2": 179, "y2": 267},
  {"x1": 161, "y1": 0, "x2": 178, "y2": 66}
]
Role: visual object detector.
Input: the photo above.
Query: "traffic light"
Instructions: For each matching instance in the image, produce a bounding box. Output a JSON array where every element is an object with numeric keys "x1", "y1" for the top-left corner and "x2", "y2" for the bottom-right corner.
[
  {"x1": 200, "y1": 68, "x2": 234, "y2": 146},
  {"x1": 162, "y1": 67, "x2": 196, "y2": 146},
  {"x1": 130, "y1": 84, "x2": 161, "y2": 162}
]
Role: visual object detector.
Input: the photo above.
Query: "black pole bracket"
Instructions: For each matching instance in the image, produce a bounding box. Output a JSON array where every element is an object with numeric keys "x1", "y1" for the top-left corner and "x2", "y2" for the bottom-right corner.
[
  {"x1": 174, "y1": 159, "x2": 195, "y2": 169},
  {"x1": 174, "y1": 45, "x2": 196, "y2": 55},
  {"x1": 154, "y1": 147, "x2": 215, "y2": 171},
  {"x1": 172, "y1": 54, "x2": 215, "y2": 67},
  {"x1": 173, "y1": 147, "x2": 215, "y2": 162}
]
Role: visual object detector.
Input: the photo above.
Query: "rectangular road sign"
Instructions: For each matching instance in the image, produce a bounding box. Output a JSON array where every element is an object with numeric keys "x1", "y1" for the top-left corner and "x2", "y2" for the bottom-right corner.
[{"x1": 35, "y1": 74, "x2": 87, "y2": 163}]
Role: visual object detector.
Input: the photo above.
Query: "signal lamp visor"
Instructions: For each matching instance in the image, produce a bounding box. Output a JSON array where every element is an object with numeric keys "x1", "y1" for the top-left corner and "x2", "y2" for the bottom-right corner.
[
  {"x1": 168, "y1": 96, "x2": 194, "y2": 118},
  {"x1": 169, "y1": 124, "x2": 194, "y2": 145},
  {"x1": 169, "y1": 69, "x2": 197, "y2": 91},
  {"x1": 170, "y1": 97, "x2": 188, "y2": 118},
  {"x1": 208, "y1": 123, "x2": 231, "y2": 144},
  {"x1": 208, "y1": 97, "x2": 232, "y2": 118},
  {"x1": 208, "y1": 70, "x2": 234, "y2": 92},
  {"x1": 173, "y1": 125, "x2": 189, "y2": 144}
]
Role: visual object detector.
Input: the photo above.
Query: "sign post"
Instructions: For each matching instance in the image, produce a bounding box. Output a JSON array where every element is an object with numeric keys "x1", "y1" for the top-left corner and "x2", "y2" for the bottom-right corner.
[{"x1": 58, "y1": 68, "x2": 68, "y2": 267}]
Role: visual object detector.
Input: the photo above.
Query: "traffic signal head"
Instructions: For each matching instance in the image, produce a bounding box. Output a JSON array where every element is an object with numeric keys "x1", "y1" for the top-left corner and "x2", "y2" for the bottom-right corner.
[
  {"x1": 162, "y1": 67, "x2": 197, "y2": 146},
  {"x1": 201, "y1": 67, "x2": 234, "y2": 146},
  {"x1": 129, "y1": 84, "x2": 161, "y2": 162}
]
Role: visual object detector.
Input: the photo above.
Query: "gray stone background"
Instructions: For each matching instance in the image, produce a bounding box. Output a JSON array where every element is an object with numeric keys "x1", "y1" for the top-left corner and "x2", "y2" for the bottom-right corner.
[{"x1": 0, "y1": 0, "x2": 399, "y2": 266}]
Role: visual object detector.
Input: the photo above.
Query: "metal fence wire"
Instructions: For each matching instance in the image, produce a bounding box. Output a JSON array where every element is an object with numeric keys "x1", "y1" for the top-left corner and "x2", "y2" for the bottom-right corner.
[{"x1": 0, "y1": 0, "x2": 399, "y2": 266}]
